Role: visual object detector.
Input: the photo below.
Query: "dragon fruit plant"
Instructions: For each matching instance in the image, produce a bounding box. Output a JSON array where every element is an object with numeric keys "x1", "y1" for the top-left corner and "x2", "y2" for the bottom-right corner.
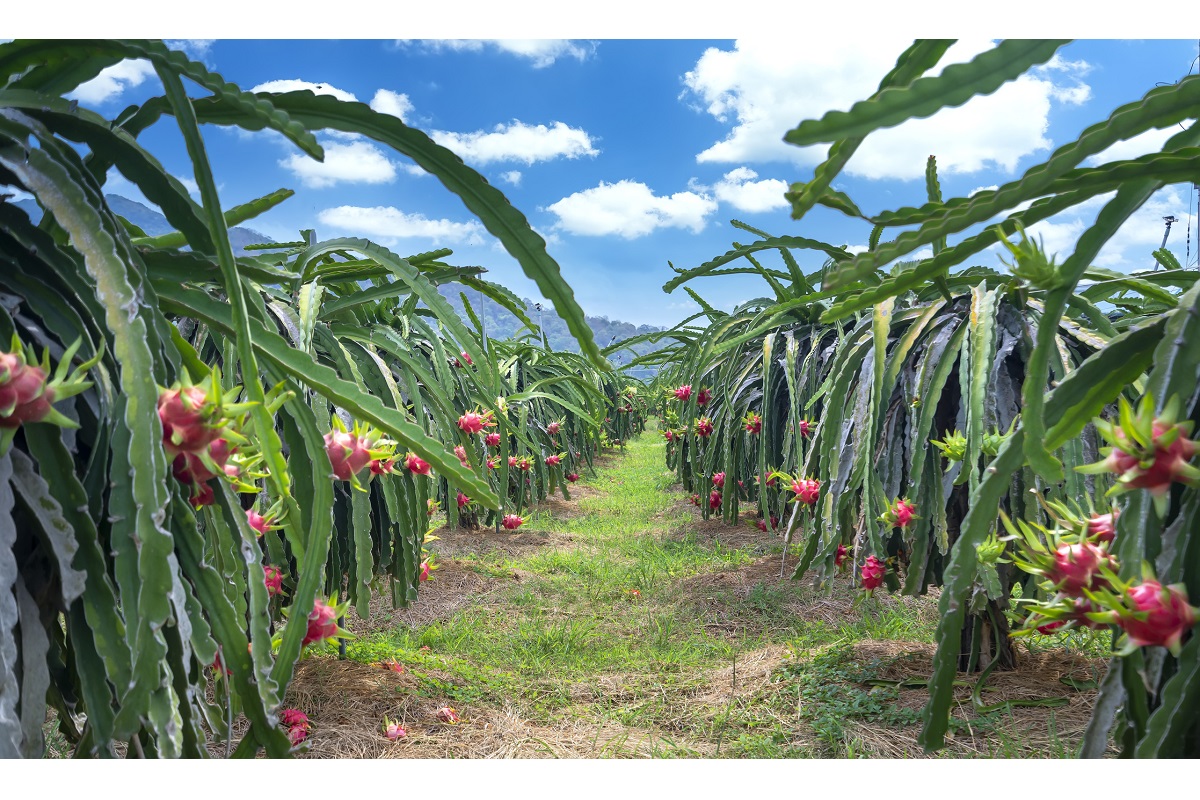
[
  {"x1": 0, "y1": 335, "x2": 101, "y2": 455},
  {"x1": 1078, "y1": 394, "x2": 1200, "y2": 515}
]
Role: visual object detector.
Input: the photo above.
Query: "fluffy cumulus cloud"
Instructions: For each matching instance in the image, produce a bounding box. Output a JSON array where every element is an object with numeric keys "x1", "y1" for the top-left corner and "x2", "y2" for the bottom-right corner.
[
  {"x1": 370, "y1": 89, "x2": 414, "y2": 121},
  {"x1": 1019, "y1": 187, "x2": 1197, "y2": 271},
  {"x1": 396, "y1": 39, "x2": 594, "y2": 68},
  {"x1": 431, "y1": 121, "x2": 598, "y2": 166},
  {"x1": 707, "y1": 167, "x2": 790, "y2": 213},
  {"x1": 250, "y1": 79, "x2": 358, "y2": 102},
  {"x1": 1085, "y1": 125, "x2": 1193, "y2": 165},
  {"x1": 279, "y1": 139, "x2": 397, "y2": 188},
  {"x1": 545, "y1": 180, "x2": 718, "y2": 239},
  {"x1": 682, "y1": 39, "x2": 1092, "y2": 180},
  {"x1": 68, "y1": 59, "x2": 156, "y2": 104},
  {"x1": 500, "y1": 170, "x2": 522, "y2": 186},
  {"x1": 164, "y1": 40, "x2": 215, "y2": 60},
  {"x1": 318, "y1": 205, "x2": 486, "y2": 245}
]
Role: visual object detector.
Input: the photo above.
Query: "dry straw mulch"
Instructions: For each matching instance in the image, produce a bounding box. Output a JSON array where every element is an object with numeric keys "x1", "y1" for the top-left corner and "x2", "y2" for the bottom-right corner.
[{"x1": 284, "y1": 657, "x2": 713, "y2": 758}]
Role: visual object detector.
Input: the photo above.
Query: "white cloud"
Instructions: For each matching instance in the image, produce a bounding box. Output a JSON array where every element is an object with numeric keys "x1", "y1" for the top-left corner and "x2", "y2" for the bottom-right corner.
[
  {"x1": 708, "y1": 167, "x2": 790, "y2": 213},
  {"x1": 1085, "y1": 125, "x2": 1193, "y2": 165},
  {"x1": 500, "y1": 170, "x2": 523, "y2": 186},
  {"x1": 318, "y1": 205, "x2": 486, "y2": 245},
  {"x1": 370, "y1": 89, "x2": 414, "y2": 121},
  {"x1": 68, "y1": 59, "x2": 156, "y2": 104},
  {"x1": 993, "y1": 187, "x2": 1197, "y2": 272},
  {"x1": 545, "y1": 180, "x2": 717, "y2": 239},
  {"x1": 396, "y1": 39, "x2": 593, "y2": 68},
  {"x1": 250, "y1": 79, "x2": 358, "y2": 102},
  {"x1": 174, "y1": 175, "x2": 200, "y2": 197},
  {"x1": 164, "y1": 40, "x2": 215, "y2": 60},
  {"x1": 682, "y1": 39, "x2": 1093, "y2": 180},
  {"x1": 431, "y1": 121, "x2": 598, "y2": 166},
  {"x1": 969, "y1": 184, "x2": 1000, "y2": 197},
  {"x1": 279, "y1": 139, "x2": 397, "y2": 188}
]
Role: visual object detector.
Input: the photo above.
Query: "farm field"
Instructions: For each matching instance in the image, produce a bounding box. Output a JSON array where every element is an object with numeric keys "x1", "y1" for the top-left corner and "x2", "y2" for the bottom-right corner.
[
  {"x1": 267, "y1": 425, "x2": 1108, "y2": 759},
  {"x1": 3, "y1": 36, "x2": 1199, "y2": 763}
]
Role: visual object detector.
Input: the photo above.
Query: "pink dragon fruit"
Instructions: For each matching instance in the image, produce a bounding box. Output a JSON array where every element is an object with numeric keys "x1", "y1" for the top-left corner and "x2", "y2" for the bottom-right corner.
[
  {"x1": 485, "y1": 432, "x2": 502, "y2": 448},
  {"x1": 325, "y1": 430, "x2": 375, "y2": 481},
  {"x1": 419, "y1": 560, "x2": 431, "y2": 582},
  {"x1": 696, "y1": 388, "x2": 711, "y2": 407},
  {"x1": 712, "y1": 471, "x2": 726, "y2": 489},
  {"x1": 456, "y1": 490, "x2": 470, "y2": 509},
  {"x1": 302, "y1": 598, "x2": 339, "y2": 646},
  {"x1": 486, "y1": 456, "x2": 501, "y2": 470},
  {"x1": 791, "y1": 477, "x2": 820, "y2": 506},
  {"x1": 861, "y1": 555, "x2": 886, "y2": 591},
  {"x1": 436, "y1": 707, "x2": 460, "y2": 724},
  {"x1": 546, "y1": 454, "x2": 562, "y2": 466},
  {"x1": 880, "y1": 498, "x2": 917, "y2": 529},
  {"x1": 457, "y1": 410, "x2": 495, "y2": 435},
  {"x1": 405, "y1": 453, "x2": 432, "y2": 475},
  {"x1": 384, "y1": 718, "x2": 407, "y2": 741},
  {"x1": 263, "y1": 565, "x2": 284, "y2": 597},
  {"x1": 1047, "y1": 542, "x2": 1117, "y2": 597},
  {"x1": 454, "y1": 445, "x2": 470, "y2": 467},
  {"x1": 709, "y1": 489, "x2": 722, "y2": 510},
  {"x1": 674, "y1": 385, "x2": 692, "y2": 402},
  {"x1": 797, "y1": 419, "x2": 814, "y2": 439},
  {"x1": 1120, "y1": 580, "x2": 1197, "y2": 654},
  {"x1": 246, "y1": 508, "x2": 273, "y2": 536},
  {"x1": 696, "y1": 417, "x2": 714, "y2": 438},
  {"x1": 744, "y1": 412, "x2": 762, "y2": 435},
  {"x1": 835, "y1": 544, "x2": 848, "y2": 568},
  {"x1": 280, "y1": 708, "x2": 310, "y2": 745},
  {"x1": 547, "y1": 421, "x2": 562, "y2": 435},
  {"x1": 566, "y1": 472, "x2": 580, "y2": 483},
  {"x1": 370, "y1": 457, "x2": 395, "y2": 475},
  {"x1": 1087, "y1": 510, "x2": 1118, "y2": 544},
  {"x1": 501, "y1": 514, "x2": 525, "y2": 530},
  {"x1": 1, "y1": 336, "x2": 98, "y2": 454}
]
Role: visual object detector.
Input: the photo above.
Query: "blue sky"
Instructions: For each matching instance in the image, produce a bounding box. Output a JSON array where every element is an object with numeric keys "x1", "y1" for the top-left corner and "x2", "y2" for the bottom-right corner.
[{"x1": 5, "y1": 29, "x2": 1199, "y2": 329}]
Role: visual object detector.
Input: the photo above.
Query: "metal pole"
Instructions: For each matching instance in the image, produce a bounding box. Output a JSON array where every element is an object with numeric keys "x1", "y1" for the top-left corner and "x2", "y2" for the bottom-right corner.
[{"x1": 1153, "y1": 216, "x2": 1177, "y2": 271}]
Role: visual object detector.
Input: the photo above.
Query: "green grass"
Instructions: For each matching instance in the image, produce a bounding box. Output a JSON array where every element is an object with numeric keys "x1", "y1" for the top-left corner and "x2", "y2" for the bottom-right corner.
[{"x1": 331, "y1": 423, "x2": 1098, "y2": 758}]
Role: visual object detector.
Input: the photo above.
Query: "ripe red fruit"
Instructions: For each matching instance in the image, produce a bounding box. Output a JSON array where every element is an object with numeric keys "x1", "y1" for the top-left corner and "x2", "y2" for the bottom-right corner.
[
  {"x1": 263, "y1": 565, "x2": 284, "y2": 597},
  {"x1": 689, "y1": 494, "x2": 701, "y2": 507},
  {"x1": 280, "y1": 708, "x2": 310, "y2": 746},
  {"x1": 436, "y1": 707, "x2": 460, "y2": 724},
  {"x1": 457, "y1": 490, "x2": 470, "y2": 509},
  {"x1": 246, "y1": 509, "x2": 273, "y2": 536},
  {"x1": 1087, "y1": 510, "x2": 1117, "y2": 544},
  {"x1": 405, "y1": 453, "x2": 432, "y2": 475},
  {"x1": 547, "y1": 421, "x2": 562, "y2": 435},
  {"x1": 696, "y1": 388, "x2": 711, "y2": 407},
  {"x1": 302, "y1": 598, "x2": 339, "y2": 646},
  {"x1": 566, "y1": 472, "x2": 580, "y2": 483},
  {"x1": 797, "y1": 419, "x2": 814, "y2": 439},
  {"x1": 1036, "y1": 619, "x2": 1067, "y2": 635},
  {"x1": 835, "y1": 544, "x2": 848, "y2": 568},
  {"x1": 457, "y1": 410, "x2": 494, "y2": 435},
  {"x1": 546, "y1": 454, "x2": 562, "y2": 466},
  {"x1": 712, "y1": 471, "x2": 726, "y2": 489},
  {"x1": 370, "y1": 457, "x2": 395, "y2": 475},
  {"x1": 502, "y1": 514, "x2": 524, "y2": 530},
  {"x1": 861, "y1": 555, "x2": 886, "y2": 591},
  {"x1": 881, "y1": 497, "x2": 917, "y2": 529},
  {"x1": 709, "y1": 489, "x2": 722, "y2": 509},
  {"x1": 158, "y1": 385, "x2": 223, "y2": 455},
  {"x1": 674, "y1": 385, "x2": 692, "y2": 402},
  {"x1": 485, "y1": 432, "x2": 502, "y2": 448},
  {"x1": 419, "y1": 561, "x2": 430, "y2": 582},
  {"x1": 487, "y1": 456, "x2": 500, "y2": 470},
  {"x1": 1047, "y1": 542, "x2": 1116, "y2": 597},
  {"x1": 454, "y1": 445, "x2": 470, "y2": 467},
  {"x1": 1120, "y1": 580, "x2": 1197, "y2": 653},
  {"x1": 663, "y1": 430, "x2": 676, "y2": 443},
  {"x1": 325, "y1": 430, "x2": 374, "y2": 481},
  {"x1": 744, "y1": 412, "x2": 762, "y2": 435},
  {"x1": 791, "y1": 477, "x2": 820, "y2": 506},
  {"x1": 696, "y1": 417, "x2": 714, "y2": 438},
  {"x1": 426, "y1": 498, "x2": 438, "y2": 517}
]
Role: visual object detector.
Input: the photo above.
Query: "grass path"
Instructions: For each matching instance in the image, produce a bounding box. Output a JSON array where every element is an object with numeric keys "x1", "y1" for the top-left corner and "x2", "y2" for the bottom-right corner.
[{"x1": 296, "y1": 426, "x2": 1103, "y2": 758}]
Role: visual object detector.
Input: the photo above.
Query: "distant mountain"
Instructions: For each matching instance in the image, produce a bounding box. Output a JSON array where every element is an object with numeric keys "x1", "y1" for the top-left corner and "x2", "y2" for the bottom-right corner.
[
  {"x1": 8, "y1": 193, "x2": 663, "y2": 375},
  {"x1": 10, "y1": 193, "x2": 272, "y2": 257}
]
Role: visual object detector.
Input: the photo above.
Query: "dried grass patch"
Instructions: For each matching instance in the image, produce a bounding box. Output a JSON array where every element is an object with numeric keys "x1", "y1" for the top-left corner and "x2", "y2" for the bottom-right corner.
[
  {"x1": 837, "y1": 639, "x2": 1110, "y2": 758},
  {"x1": 283, "y1": 657, "x2": 709, "y2": 758},
  {"x1": 346, "y1": 558, "x2": 528, "y2": 635}
]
